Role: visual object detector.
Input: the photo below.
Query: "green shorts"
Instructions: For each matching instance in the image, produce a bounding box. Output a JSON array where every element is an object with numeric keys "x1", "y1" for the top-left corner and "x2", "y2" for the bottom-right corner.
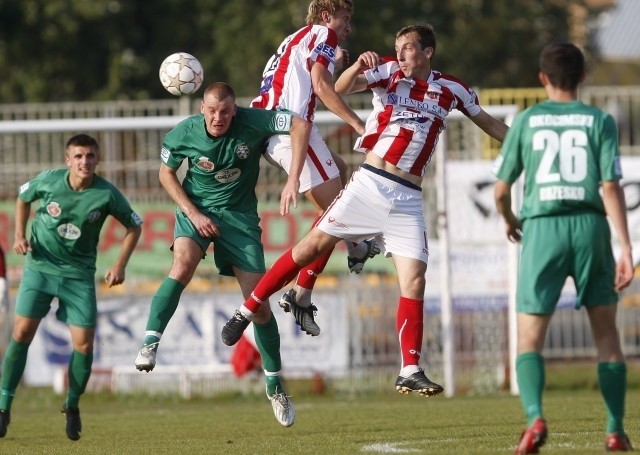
[
  {"x1": 15, "y1": 267, "x2": 97, "y2": 328},
  {"x1": 174, "y1": 208, "x2": 265, "y2": 276},
  {"x1": 517, "y1": 213, "x2": 617, "y2": 314}
]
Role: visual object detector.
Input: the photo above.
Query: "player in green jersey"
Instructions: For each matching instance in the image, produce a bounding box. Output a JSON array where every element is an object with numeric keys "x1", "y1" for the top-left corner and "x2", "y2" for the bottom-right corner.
[
  {"x1": 494, "y1": 43, "x2": 634, "y2": 454},
  {"x1": 0, "y1": 134, "x2": 142, "y2": 441},
  {"x1": 134, "y1": 82, "x2": 311, "y2": 427}
]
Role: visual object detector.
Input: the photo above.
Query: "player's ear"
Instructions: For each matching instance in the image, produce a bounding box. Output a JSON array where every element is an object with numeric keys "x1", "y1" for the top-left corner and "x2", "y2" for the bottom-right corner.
[
  {"x1": 538, "y1": 71, "x2": 548, "y2": 87},
  {"x1": 321, "y1": 9, "x2": 331, "y2": 24},
  {"x1": 424, "y1": 47, "x2": 434, "y2": 60},
  {"x1": 200, "y1": 100, "x2": 205, "y2": 114}
]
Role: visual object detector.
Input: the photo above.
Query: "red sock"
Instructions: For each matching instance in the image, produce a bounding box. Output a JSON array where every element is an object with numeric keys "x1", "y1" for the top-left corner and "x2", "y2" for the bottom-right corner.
[
  {"x1": 396, "y1": 296, "x2": 424, "y2": 368},
  {"x1": 296, "y1": 246, "x2": 334, "y2": 290},
  {"x1": 244, "y1": 249, "x2": 300, "y2": 313}
]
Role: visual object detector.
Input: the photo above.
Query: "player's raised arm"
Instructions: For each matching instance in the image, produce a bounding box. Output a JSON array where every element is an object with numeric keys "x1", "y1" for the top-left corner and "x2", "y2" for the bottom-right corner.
[
  {"x1": 280, "y1": 116, "x2": 312, "y2": 215},
  {"x1": 310, "y1": 61, "x2": 365, "y2": 135},
  {"x1": 335, "y1": 51, "x2": 380, "y2": 94},
  {"x1": 469, "y1": 108, "x2": 509, "y2": 142}
]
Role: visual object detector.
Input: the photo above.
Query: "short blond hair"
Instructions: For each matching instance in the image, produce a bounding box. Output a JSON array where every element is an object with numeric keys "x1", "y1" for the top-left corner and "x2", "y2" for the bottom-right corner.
[
  {"x1": 203, "y1": 82, "x2": 236, "y2": 101},
  {"x1": 305, "y1": 0, "x2": 353, "y2": 25}
]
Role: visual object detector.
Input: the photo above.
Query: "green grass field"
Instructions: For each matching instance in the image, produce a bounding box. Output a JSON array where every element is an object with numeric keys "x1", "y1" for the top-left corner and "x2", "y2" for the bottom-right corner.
[{"x1": 0, "y1": 385, "x2": 638, "y2": 455}]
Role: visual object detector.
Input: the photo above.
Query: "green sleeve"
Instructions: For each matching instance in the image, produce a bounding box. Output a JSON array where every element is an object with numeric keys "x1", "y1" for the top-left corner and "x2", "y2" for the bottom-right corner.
[
  {"x1": 495, "y1": 112, "x2": 526, "y2": 183},
  {"x1": 108, "y1": 187, "x2": 143, "y2": 228},
  {"x1": 599, "y1": 113, "x2": 622, "y2": 182},
  {"x1": 18, "y1": 170, "x2": 54, "y2": 203}
]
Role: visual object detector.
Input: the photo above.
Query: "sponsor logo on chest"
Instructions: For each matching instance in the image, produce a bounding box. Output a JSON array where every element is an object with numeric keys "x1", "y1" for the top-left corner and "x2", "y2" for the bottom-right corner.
[
  {"x1": 214, "y1": 168, "x2": 241, "y2": 183},
  {"x1": 57, "y1": 223, "x2": 81, "y2": 240}
]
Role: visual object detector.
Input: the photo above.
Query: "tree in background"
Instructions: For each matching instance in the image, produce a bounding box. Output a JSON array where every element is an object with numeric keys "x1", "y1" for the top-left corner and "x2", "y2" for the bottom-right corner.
[{"x1": 0, "y1": 0, "x2": 610, "y2": 102}]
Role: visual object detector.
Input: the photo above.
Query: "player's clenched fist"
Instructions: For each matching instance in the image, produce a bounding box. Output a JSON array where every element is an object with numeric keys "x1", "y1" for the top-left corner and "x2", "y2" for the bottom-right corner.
[{"x1": 356, "y1": 51, "x2": 380, "y2": 70}]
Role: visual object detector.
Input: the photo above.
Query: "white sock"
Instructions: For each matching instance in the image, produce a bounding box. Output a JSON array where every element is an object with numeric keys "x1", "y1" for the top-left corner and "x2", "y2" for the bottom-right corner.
[
  {"x1": 239, "y1": 305, "x2": 256, "y2": 321},
  {"x1": 399, "y1": 365, "x2": 420, "y2": 377},
  {"x1": 294, "y1": 286, "x2": 313, "y2": 307}
]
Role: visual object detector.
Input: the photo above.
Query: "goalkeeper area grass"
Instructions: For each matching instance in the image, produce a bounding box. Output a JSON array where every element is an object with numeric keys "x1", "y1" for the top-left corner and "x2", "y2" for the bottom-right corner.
[{"x1": 0, "y1": 386, "x2": 638, "y2": 454}]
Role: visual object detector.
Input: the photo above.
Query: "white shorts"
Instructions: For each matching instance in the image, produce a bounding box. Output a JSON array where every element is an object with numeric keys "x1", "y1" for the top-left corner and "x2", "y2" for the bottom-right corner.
[
  {"x1": 316, "y1": 165, "x2": 429, "y2": 264},
  {"x1": 265, "y1": 125, "x2": 341, "y2": 193}
]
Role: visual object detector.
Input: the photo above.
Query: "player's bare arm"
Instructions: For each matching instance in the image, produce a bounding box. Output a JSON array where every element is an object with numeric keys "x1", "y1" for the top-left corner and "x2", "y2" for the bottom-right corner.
[
  {"x1": 470, "y1": 109, "x2": 509, "y2": 142},
  {"x1": 494, "y1": 179, "x2": 522, "y2": 243},
  {"x1": 335, "y1": 51, "x2": 380, "y2": 94},
  {"x1": 280, "y1": 116, "x2": 312, "y2": 215},
  {"x1": 158, "y1": 164, "x2": 219, "y2": 238},
  {"x1": 104, "y1": 224, "x2": 142, "y2": 287},
  {"x1": 13, "y1": 198, "x2": 31, "y2": 255},
  {"x1": 310, "y1": 61, "x2": 365, "y2": 135},
  {"x1": 602, "y1": 180, "x2": 634, "y2": 291}
]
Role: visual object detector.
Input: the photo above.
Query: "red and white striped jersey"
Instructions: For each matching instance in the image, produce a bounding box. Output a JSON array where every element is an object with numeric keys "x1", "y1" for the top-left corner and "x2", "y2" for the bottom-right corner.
[
  {"x1": 355, "y1": 61, "x2": 482, "y2": 177},
  {"x1": 251, "y1": 25, "x2": 338, "y2": 122}
]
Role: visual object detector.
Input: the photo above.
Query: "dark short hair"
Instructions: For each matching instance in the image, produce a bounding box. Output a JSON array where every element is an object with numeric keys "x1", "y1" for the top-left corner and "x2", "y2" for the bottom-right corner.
[
  {"x1": 539, "y1": 42, "x2": 584, "y2": 91},
  {"x1": 396, "y1": 25, "x2": 436, "y2": 55},
  {"x1": 66, "y1": 134, "x2": 99, "y2": 150}
]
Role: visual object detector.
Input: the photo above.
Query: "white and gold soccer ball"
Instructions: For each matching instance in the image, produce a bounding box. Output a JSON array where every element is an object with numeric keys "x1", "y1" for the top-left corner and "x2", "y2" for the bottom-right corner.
[{"x1": 159, "y1": 52, "x2": 204, "y2": 96}]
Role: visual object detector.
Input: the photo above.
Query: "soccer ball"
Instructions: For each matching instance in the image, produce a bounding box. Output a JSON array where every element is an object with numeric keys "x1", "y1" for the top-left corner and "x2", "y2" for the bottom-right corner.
[{"x1": 159, "y1": 52, "x2": 204, "y2": 96}]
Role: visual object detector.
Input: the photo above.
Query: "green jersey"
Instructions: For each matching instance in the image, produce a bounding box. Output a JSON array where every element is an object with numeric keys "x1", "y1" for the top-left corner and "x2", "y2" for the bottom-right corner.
[
  {"x1": 495, "y1": 100, "x2": 621, "y2": 220},
  {"x1": 19, "y1": 169, "x2": 142, "y2": 279},
  {"x1": 161, "y1": 107, "x2": 293, "y2": 213}
]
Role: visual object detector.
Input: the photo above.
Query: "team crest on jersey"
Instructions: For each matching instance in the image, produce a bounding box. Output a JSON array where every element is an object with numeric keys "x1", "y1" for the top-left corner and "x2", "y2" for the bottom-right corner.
[
  {"x1": 426, "y1": 90, "x2": 440, "y2": 101},
  {"x1": 196, "y1": 157, "x2": 215, "y2": 171},
  {"x1": 214, "y1": 168, "x2": 241, "y2": 183},
  {"x1": 47, "y1": 202, "x2": 62, "y2": 217},
  {"x1": 235, "y1": 144, "x2": 250, "y2": 160},
  {"x1": 87, "y1": 210, "x2": 101, "y2": 223},
  {"x1": 57, "y1": 223, "x2": 81, "y2": 240}
]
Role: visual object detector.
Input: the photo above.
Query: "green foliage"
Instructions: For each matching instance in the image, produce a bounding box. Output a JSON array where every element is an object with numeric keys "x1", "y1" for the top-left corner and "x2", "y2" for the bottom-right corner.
[
  {"x1": 0, "y1": 0, "x2": 604, "y2": 102},
  {"x1": 0, "y1": 388, "x2": 638, "y2": 454}
]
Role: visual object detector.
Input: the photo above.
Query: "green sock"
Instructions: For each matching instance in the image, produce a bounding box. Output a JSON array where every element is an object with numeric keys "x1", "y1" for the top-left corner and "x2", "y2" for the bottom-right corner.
[
  {"x1": 143, "y1": 333, "x2": 161, "y2": 346},
  {"x1": 516, "y1": 352, "x2": 545, "y2": 425},
  {"x1": 598, "y1": 362, "x2": 627, "y2": 434},
  {"x1": 145, "y1": 277, "x2": 185, "y2": 334},
  {"x1": 253, "y1": 313, "x2": 282, "y2": 396},
  {"x1": 65, "y1": 350, "x2": 93, "y2": 409},
  {"x1": 0, "y1": 339, "x2": 30, "y2": 411}
]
